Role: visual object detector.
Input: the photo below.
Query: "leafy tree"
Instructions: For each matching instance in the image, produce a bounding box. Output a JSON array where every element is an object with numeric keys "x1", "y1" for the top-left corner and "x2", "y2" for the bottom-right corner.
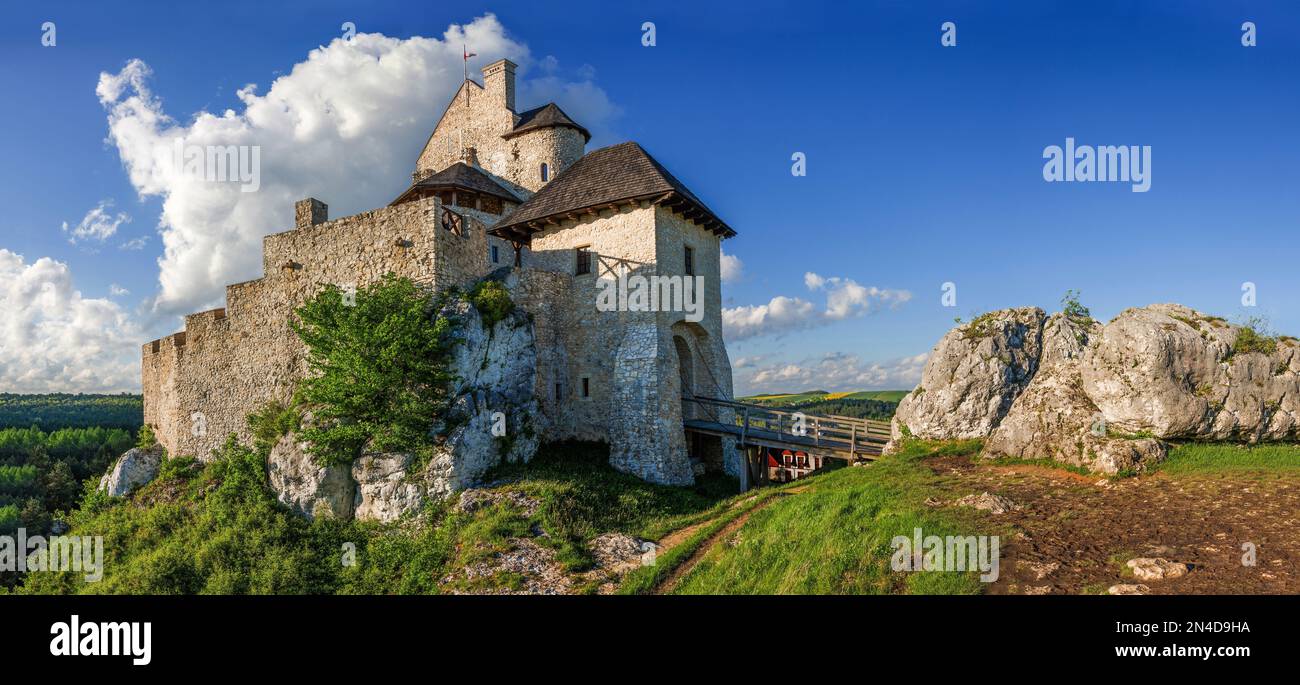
[
  {"x1": 44, "y1": 460, "x2": 79, "y2": 514},
  {"x1": 291, "y1": 274, "x2": 456, "y2": 467},
  {"x1": 136, "y1": 424, "x2": 158, "y2": 450},
  {"x1": 19, "y1": 497, "x2": 50, "y2": 535},
  {"x1": 1061, "y1": 289, "x2": 1091, "y2": 322}
]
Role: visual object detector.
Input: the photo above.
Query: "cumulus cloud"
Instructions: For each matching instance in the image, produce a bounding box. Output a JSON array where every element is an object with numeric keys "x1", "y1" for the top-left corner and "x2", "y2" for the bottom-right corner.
[
  {"x1": 734, "y1": 351, "x2": 928, "y2": 396},
  {"x1": 96, "y1": 13, "x2": 620, "y2": 319},
  {"x1": 62, "y1": 200, "x2": 130, "y2": 244},
  {"x1": 806, "y1": 272, "x2": 912, "y2": 320},
  {"x1": 0, "y1": 250, "x2": 141, "y2": 392},
  {"x1": 720, "y1": 248, "x2": 743, "y2": 283},
  {"x1": 722, "y1": 272, "x2": 910, "y2": 341}
]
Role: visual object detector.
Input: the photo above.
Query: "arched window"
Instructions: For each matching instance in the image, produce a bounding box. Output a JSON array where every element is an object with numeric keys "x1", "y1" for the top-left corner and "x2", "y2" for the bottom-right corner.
[{"x1": 540, "y1": 163, "x2": 549, "y2": 182}]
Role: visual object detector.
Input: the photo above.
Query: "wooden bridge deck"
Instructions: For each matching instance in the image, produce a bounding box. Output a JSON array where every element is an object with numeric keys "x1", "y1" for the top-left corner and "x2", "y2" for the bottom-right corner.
[{"x1": 681, "y1": 395, "x2": 891, "y2": 464}]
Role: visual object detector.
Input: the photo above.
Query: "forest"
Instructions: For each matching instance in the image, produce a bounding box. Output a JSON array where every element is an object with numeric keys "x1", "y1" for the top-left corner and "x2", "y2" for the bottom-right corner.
[
  {"x1": 0, "y1": 394, "x2": 142, "y2": 572},
  {"x1": 0, "y1": 393, "x2": 143, "y2": 430}
]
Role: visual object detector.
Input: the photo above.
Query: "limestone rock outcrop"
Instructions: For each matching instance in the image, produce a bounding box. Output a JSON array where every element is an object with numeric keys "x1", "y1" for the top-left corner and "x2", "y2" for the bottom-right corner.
[
  {"x1": 891, "y1": 307, "x2": 1047, "y2": 441},
  {"x1": 1081, "y1": 304, "x2": 1300, "y2": 442},
  {"x1": 891, "y1": 303, "x2": 1300, "y2": 474},
  {"x1": 98, "y1": 446, "x2": 165, "y2": 497},
  {"x1": 351, "y1": 452, "x2": 427, "y2": 523},
  {"x1": 267, "y1": 431, "x2": 355, "y2": 519}
]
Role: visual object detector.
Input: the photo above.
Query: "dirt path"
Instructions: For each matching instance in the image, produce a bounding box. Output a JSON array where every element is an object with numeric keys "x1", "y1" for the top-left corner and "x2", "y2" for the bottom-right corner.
[
  {"x1": 653, "y1": 488, "x2": 805, "y2": 594},
  {"x1": 924, "y1": 455, "x2": 1300, "y2": 594}
]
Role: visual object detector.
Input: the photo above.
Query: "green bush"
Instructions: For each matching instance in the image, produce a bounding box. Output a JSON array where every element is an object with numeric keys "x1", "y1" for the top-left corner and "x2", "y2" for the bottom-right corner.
[
  {"x1": 1233, "y1": 323, "x2": 1278, "y2": 357},
  {"x1": 291, "y1": 274, "x2": 455, "y2": 467},
  {"x1": 246, "y1": 401, "x2": 301, "y2": 455},
  {"x1": 468, "y1": 279, "x2": 515, "y2": 329},
  {"x1": 136, "y1": 424, "x2": 158, "y2": 450}
]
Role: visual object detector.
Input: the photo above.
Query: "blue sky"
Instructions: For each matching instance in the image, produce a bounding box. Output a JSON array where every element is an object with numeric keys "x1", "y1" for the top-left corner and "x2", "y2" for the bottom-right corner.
[{"x1": 1, "y1": 0, "x2": 1297, "y2": 394}]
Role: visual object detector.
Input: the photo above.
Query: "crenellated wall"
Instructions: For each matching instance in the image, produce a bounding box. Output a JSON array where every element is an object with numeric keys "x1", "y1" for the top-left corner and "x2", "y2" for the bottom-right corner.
[{"x1": 142, "y1": 197, "x2": 492, "y2": 460}]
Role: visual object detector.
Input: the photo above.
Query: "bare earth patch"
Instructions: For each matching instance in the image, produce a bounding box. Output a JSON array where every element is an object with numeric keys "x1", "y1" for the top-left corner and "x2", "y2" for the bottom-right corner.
[{"x1": 923, "y1": 455, "x2": 1300, "y2": 594}]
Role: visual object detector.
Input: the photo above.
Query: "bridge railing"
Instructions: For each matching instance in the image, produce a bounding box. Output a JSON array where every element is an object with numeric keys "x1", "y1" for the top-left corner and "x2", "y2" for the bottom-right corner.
[{"x1": 682, "y1": 395, "x2": 891, "y2": 461}]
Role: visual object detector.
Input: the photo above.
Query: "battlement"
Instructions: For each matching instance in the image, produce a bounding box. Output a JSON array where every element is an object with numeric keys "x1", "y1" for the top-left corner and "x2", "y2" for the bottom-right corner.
[{"x1": 143, "y1": 193, "x2": 494, "y2": 459}]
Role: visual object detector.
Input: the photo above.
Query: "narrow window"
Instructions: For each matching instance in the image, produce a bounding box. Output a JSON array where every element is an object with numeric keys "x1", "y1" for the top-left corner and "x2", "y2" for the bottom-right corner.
[
  {"x1": 554, "y1": 382, "x2": 563, "y2": 402},
  {"x1": 684, "y1": 245, "x2": 695, "y2": 276},
  {"x1": 540, "y1": 163, "x2": 549, "y2": 182},
  {"x1": 575, "y1": 246, "x2": 592, "y2": 275},
  {"x1": 582, "y1": 377, "x2": 590, "y2": 398},
  {"x1": 490, "y1": 245, "x2": 499, "y2": 264}
]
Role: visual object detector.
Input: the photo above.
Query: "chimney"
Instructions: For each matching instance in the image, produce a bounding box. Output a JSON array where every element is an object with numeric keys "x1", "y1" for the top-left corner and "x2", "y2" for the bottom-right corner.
[
  {"x1": 482, "y1": 58, "x2": 517, "y2": 112},
  {"x1": 295, "y1": 198, "x2": 327, "y2": 229}
]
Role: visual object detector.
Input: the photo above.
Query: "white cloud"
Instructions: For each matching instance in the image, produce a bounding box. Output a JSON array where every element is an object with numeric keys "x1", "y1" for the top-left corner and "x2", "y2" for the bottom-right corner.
[
  {"x1": 722, "y1": 272, "x2": 910, "y2": 341},
  {"x1": 119, "y1": 235, "x2": 150, "y2": 250},
  {"x1": 0, "y1": 250, "x2": 141, "y2": 392},
  {"x1": 723, "y1": 296, "x2": 820, "y2": 341},
  {"x1": 805, "y1": 272, "x2": 912, "y2": 320},
  {"x1": 720, "y1": 249, "x2": 743, "y2": 283},
  {"x1": 62, "y1": 200, "x2": 130, "y2": 244},
  {"x1": 96, "y1": 14, "x2": 620, "y2": 319},
  {"x1": 109, "y1": 284, "x2": 130, "y2": 297},
  {"x1": 734, "y1": 351, "x2": 928, "y2": 396}
]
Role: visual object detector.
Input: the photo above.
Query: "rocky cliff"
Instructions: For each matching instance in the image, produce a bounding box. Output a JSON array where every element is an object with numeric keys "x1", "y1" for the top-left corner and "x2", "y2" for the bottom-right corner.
[
  {"x1": 266, "y1": 276, "x2": 541, "y2": 521},
  {"x1": 890, "y1": 304, "x2": 1300, "y2": 473}
]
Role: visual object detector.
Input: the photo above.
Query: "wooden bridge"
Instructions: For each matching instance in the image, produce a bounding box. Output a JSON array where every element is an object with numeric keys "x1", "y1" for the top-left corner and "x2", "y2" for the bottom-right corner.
[{"x1": 680, "y1": 395, "x2": 892, "y2": 490}]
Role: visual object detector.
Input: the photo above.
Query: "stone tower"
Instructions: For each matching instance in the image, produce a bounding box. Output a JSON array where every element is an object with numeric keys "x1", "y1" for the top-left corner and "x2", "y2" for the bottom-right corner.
[{"x1": 413, "y1": 58, "x2": 588, "y2": 195}]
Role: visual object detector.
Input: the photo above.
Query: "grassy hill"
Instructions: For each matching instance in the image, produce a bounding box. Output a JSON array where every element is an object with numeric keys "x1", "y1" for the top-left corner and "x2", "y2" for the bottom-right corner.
[
  {"x1": 737, "y1": 389, "x2": 912, "y2": 421},
  {"x1": 740, "y1": 390, "x2": 911, "y2": 404},
  {"x1": 621, "y1": 439, "x2": 991, "y2": 595}
]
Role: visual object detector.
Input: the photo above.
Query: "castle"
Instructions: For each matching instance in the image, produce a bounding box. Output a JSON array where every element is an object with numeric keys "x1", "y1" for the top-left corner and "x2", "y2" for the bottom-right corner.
[{"x1": 142, "y1": 59, "x2": 739, "y2": 487}]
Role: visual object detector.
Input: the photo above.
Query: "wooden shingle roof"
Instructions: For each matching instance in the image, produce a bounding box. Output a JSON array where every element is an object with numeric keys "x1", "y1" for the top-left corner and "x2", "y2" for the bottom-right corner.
[
  {"x1": 505, "y1": 103, "x2": 591, "y2": 142},
  {"x1": 489, "y1": 142, "x2": 736, "y2": 242},
  {"x1": 389, "y1": 162, "x2": 521, "y2": 206}
]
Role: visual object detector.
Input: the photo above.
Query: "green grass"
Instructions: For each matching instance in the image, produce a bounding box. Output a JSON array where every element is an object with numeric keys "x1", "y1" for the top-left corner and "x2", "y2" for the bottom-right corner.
[
  {"x1": 617, "y1": 488, "x2": 782, "y2": 595},
  {"x1": 662, "y1": 439, "x2": 992, "y2": 595},
  {"x1": 15, "y1": 439, "x2": 740, "y2": 595},
  {"x1": 484, "y1": 441, "x2": 742, "y2": 570},
  {"x1": 1157, "y1": 443, "x2": 1300, "y2": 476}
]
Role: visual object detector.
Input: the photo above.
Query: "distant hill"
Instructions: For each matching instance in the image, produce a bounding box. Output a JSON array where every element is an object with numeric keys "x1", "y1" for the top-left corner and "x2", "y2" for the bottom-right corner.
[
  {"x1": 0, "y1": 393, "x2": 143, "y2": 431},
  {"x1": 740, "y1": 390, "x2": 911, "y2": 404},
  {"x1": 737, "y1": 390, "x2": 910, "y2": 421}
]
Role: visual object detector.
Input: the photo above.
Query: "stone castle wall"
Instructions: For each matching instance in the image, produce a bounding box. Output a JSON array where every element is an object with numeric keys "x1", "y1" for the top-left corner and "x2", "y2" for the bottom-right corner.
[{"x1": 143, "y1": 197, "x2": 492, "y2": 460}]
